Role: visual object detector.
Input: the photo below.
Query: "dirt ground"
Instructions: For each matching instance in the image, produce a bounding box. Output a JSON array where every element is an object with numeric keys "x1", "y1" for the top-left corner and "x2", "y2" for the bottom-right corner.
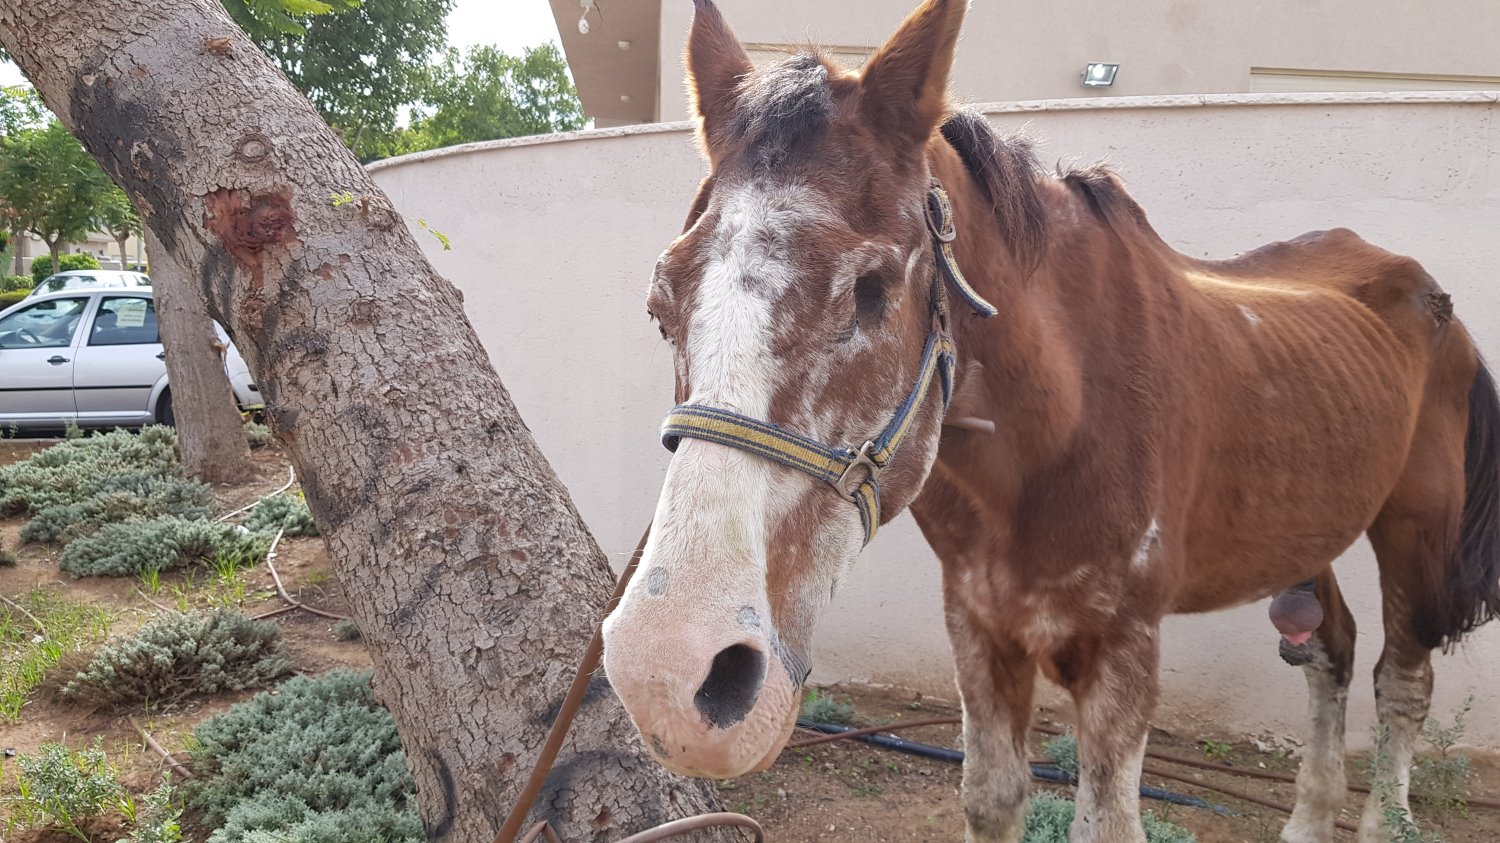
[{"x1": 4, "y1": 439, "x2": 1500, "y2": 842}]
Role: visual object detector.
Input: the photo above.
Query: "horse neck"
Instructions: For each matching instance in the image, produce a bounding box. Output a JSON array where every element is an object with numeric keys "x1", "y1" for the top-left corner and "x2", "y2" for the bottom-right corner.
[{"x1": 926, "y1": 150, "x2": 1174, "y2": 481}]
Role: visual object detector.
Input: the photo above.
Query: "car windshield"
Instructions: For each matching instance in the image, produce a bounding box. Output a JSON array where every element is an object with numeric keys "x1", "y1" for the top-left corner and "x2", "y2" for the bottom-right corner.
[
  {"x1": 36, "y1": 275, "x2": 98, "y2": 294},
  {"x1": 0, "y1": 297, "x2": 90, "y2": 348}
]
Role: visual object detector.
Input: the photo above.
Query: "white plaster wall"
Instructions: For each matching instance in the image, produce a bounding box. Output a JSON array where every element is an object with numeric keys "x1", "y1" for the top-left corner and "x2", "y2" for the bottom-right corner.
[
  {"x1": 654, "y1": 1, "x2": 1500, "y2": 123},
  {"x1": 369, "y1": 93, "x2": 1500, "y2": 749}
]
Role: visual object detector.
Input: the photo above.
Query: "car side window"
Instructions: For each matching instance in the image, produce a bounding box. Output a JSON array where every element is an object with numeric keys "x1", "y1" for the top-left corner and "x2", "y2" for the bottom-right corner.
[
  {"x1": 0, "y1": 297, "x2": 90, "y2": 349},
  {"x1": 89, "y1": 297, "x2": 159, "y2": 346}
]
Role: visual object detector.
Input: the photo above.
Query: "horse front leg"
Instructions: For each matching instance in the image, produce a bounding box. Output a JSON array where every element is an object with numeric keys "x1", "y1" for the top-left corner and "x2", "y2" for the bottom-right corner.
[
  {"x1": 945, "y1": 587, "x2": 1038, "y2": 843},
  {"x1": 1058, "y1": 620, "x2": 1160, "y2": 843}
]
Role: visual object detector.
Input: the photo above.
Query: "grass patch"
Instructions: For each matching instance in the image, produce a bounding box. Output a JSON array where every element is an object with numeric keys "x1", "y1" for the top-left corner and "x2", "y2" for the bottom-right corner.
[
  {"x1": 62, "y1": 610, "x2": 293, "y2": 709},
  {"x1": 0, "y1": 587, "x2": 113, "y2": 721},
  {"x1": 187, "y1": 669, "x2": 422, "y2": 843}
]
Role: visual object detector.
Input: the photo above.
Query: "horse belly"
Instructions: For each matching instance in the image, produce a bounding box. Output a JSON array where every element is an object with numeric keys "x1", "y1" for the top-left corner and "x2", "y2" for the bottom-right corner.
[{"x1": 1171, "y1": 310, "x2": 1422, "y2": 612}]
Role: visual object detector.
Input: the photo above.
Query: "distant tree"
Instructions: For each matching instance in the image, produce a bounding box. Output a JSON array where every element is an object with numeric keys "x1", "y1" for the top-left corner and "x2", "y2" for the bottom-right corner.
[
  {"x1": 0, "y1": 119, "x2": 112, "y2": 271},
  {"x1": 372, "y1": 43, "x2": 585, "y2": 158},
  {"x1": 98, "y1": 187, "x2": 143, "y2": 269},
  {"x1": 241, "y1": 0, "x2": 452, "y2": 159}
]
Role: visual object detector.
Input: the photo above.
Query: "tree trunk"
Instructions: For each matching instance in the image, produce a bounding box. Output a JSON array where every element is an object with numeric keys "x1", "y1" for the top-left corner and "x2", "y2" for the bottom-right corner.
[
  {"x1": 42, "y1": 236, "x2": 58, "y2": 273},
  {"x1": 146, "y1": 229, "x2": 254, "y2": 484},
  {"x1": 117, "y1": 233, "x2": 129, "y2": 269},
  {"x1": 0, "y1": 2, "x2": 727, "y2": 841}
]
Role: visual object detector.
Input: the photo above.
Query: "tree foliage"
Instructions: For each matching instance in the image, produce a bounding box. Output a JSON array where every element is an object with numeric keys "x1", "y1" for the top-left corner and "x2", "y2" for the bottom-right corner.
[
  {"x1": 0, "y1": 118, "x2": 112, "y2": 266},
  {"x1": 242, "y1": 0, "x2": 453, "y2": 160},
  {"x1": 371, "y1": 43, "x2": 585, "y2": 158}
]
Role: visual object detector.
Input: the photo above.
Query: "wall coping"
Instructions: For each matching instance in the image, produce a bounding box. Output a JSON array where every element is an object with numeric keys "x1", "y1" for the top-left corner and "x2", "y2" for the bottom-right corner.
[{"x1": 367, "y1": 89, "x2": 1500, "y2": 173}]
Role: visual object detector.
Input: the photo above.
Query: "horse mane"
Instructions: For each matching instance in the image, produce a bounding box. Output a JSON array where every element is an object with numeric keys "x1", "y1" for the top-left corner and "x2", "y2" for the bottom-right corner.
[{"x1": 938, "y1": 110, "x2": 1048, "y2": 276}]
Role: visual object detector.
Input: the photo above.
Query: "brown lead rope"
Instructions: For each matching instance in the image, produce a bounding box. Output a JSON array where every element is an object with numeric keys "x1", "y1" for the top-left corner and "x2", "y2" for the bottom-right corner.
[{"x1": 496, "y1": 525, "x2": 766, "y2": 843}]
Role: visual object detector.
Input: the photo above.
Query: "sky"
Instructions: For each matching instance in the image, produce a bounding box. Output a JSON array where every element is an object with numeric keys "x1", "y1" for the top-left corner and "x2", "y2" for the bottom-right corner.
[{"x1": 0, "y1": 0, "x2": 563, "y2": 87}]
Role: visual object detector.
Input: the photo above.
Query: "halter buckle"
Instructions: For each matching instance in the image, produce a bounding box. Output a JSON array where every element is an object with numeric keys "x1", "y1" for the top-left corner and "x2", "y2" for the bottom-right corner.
[{"x1": 836, "y1": 441, "x2": 881, "y2": 498}]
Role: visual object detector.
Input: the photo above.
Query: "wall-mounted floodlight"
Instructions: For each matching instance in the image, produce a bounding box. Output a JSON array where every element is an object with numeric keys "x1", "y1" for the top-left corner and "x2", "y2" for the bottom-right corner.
[{"x1": 1082, "y1": 63, "x2": 1119, "y2": 87}]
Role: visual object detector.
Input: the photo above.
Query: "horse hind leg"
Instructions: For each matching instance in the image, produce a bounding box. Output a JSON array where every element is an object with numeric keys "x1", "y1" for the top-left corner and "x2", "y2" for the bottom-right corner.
[
  {"x1": 1357, "y1": 353, "x2": 1500, "y2": 840},
  {"x1": 1280, "y1": 568, "x2": 1356, "y2": 843}
]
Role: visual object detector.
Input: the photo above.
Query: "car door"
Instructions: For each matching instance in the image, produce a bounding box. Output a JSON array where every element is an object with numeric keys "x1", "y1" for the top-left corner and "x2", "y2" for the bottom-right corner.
[
  {"x1": 0, "y1": 295, "x2": 91, "y2": 425},
  {"x1": 71, "y1": 294, "x2": 164, "y2": 425}
]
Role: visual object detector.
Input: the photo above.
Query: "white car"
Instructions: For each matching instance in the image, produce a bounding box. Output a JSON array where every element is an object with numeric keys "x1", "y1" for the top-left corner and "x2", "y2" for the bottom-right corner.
[
  {"x1": 0, "y1": 289, "x2": 261, "y2": 430},
  {"x1": 26, "y1": 269, "x2": 153, "y2": 298}
]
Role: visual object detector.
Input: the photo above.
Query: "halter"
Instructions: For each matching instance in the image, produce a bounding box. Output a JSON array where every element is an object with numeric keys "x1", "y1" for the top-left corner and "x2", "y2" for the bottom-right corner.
[{"x1": 660, "y1": 181, "x2": 998, "y2": 545}]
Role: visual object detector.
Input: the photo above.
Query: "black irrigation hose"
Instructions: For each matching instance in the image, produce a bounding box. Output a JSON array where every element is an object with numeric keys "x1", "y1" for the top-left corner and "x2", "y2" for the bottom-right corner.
[{"x1": 795, "y1": 721, "x2": 1234, "y2": 817}]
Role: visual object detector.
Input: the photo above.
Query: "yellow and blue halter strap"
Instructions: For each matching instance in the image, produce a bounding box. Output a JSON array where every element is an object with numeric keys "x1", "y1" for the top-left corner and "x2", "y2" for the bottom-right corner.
[{"x1": 659, "y1": 182, "x2": 996, "y2": 546}]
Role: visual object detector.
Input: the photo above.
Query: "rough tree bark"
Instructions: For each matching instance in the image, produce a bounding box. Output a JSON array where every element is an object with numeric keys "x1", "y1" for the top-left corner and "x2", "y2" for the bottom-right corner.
[
  {"x1": 0, "y1": 3, "x2": 729, "y2": 841},
  {"x1": 145, "y1": 228, "x2": 255, "y2": 484}
]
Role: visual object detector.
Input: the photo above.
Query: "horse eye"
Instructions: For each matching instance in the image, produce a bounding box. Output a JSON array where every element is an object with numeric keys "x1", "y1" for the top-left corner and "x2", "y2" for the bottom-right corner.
[{"x1": 854, "y1": 274, "x2": 887, "y2": 325}]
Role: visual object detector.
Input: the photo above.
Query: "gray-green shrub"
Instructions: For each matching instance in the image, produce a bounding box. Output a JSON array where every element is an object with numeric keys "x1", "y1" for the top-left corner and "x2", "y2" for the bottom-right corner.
[
  {"x1": 60, "y1": 515, "x2": 262, "y2": 578},
  {"x1": 243, "y1": 422, "x2": 273, "y2": 449},
  {"x1": 62, "y1": 610, "x2": 292, "y2": 707},
  {"x1": 1022, "y1": 792, "x2": 1195, "y2": 843},
  {"x1": 243, "y1": 493, "x2": 318, "y2": 537},
  {"x1": 1, "y1": 428, "x2": 214, "y2": 546},
  {"x1": 187, "y1": 670, "x2": 422, "y2": 843}
]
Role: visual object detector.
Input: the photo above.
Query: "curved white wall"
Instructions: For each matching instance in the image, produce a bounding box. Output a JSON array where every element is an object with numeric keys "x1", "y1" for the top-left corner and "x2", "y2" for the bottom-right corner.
[{"x1": 369, "y1": 92, "x2": 1500, "y2": 748}]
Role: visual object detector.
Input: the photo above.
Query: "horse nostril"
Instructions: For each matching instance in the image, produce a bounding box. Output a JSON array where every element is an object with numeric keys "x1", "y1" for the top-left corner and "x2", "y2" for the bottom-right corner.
[{"x1": 693, "y1": 643, "x2": 766, "y2": 729}]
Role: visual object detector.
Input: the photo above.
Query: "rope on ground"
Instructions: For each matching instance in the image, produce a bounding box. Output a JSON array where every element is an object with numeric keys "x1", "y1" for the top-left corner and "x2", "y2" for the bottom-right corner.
[
  {"x1": 261, "y1": 527, "x2": 348, "y2": 621},
  {"x1": 216, "y1": 465, "x2": 296, "y2": 523},
  {"x1": 129, "y1": 717, "x2": 193, "y2": 780}
]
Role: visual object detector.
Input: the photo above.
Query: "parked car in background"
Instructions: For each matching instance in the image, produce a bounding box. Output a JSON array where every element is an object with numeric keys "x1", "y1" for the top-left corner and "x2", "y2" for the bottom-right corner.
[
  {"x1": 0, "y1": 289, "x2": 261, "y2": 430},
  {"x1": 26, "y1": 269, "x2": 152, "y2": 298}
]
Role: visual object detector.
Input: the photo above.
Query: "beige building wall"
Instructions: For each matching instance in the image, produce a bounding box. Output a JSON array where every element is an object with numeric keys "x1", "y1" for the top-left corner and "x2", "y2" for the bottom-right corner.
[
  {"x1": 653, "y1": 1, "x2": 1500, "y2": 122},
  {"x1": 369, "y1": 92, "x2": 1500, "y2": 749}
]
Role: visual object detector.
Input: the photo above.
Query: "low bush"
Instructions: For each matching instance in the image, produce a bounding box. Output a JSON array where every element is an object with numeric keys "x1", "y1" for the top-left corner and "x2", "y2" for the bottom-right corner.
[
  {"x1": 0, "y1": 533, "x2": 14, "y2": 566},
  {"x1": 332, "y1": 619, "x2": 361, "y2": 641},
  {"x1": 21, "y1": 474, "x2": 216, "y2": 544},
  {"x1": 187, "y1": 669, "x2": 423, "y2": 843},
  {"x1": 8, "y1": 739, "x2": 124, "y2": 841},
  {"x1": 243, "y1": 421, "x2": 273, "y2": 448},
  {"x1": 799, "y1": 689, "x2": 855, "y2": 724},
  {"x1": 0, "y1": 288, "x2": 26, "y2": 307},
  {"x1": 1, "y1": 273, "x2": 34, "y2": 292},
  {"x1": 60, "y1": 515, "x2": 264, "y2": 578},
  {"x1": 242, "y1": 493, "x2": 318, "y2": 537},
  {"x1": 1022, "y1": 792, "x2": 1195, "y2": 843},
  {"x1": 30, "y1": 252, "x2": 102, "y2": 285},
  {"x1": 1042, "y1": 731, "x2": 1079, "y2": 778},
  {"x1": 0, "y1": 426, "x2": 188, "y2": 517},
  {"x1": 62, "y1": 610, "x2": 292, "y2": 708}
]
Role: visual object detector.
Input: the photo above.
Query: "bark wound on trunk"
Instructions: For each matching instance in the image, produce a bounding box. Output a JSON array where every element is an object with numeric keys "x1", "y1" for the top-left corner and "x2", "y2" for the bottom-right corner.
[{"x1": 0, "y1": 1, "x2": 730, "y2": 840}]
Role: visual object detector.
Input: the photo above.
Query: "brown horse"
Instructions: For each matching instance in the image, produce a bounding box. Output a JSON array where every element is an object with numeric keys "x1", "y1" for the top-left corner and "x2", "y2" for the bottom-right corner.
[{"x1": 599, "y1": 1, "x2": 1500, "y2": 840}]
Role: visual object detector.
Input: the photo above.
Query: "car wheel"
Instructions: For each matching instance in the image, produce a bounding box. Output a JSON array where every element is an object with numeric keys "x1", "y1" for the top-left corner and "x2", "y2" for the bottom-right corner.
[{"x1": 156, "y1": 391, "x2": 175, "y2": 426}]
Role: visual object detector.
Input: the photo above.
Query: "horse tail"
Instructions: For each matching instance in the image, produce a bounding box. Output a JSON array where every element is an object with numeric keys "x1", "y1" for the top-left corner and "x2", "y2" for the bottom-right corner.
[{"x1": 1436, "y1": 355, "x2": 1500, "y2": 650}]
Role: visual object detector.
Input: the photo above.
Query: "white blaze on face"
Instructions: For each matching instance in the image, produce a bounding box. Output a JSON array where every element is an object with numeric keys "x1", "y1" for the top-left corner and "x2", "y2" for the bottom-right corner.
[{"x1": 601, "y1": 181, "x2": 864, "y2": 778}]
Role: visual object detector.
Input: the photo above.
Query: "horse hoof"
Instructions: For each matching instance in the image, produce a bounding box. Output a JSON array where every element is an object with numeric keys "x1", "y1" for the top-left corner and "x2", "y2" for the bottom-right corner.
[{"x1": 1279, "y1": 638, "x2": 1314, "y2": 666}]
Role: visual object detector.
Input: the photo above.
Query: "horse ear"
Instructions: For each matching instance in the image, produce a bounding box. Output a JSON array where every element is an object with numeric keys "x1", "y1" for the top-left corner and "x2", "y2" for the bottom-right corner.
[
  {"x1": 858, "y1": 0, "x2": 967, "y2": 150},
  {"x1": 686, "y1": 0, "x2": 752, "y2": 152}
]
